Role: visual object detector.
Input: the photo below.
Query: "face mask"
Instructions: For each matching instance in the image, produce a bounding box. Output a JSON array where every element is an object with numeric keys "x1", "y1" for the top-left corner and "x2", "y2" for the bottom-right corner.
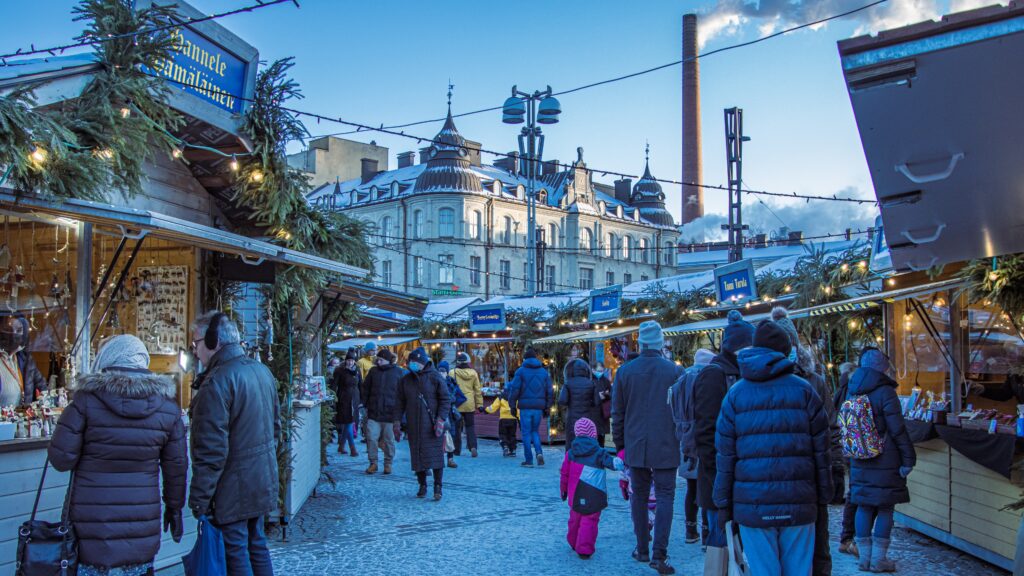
[
  {"x1": 788, "y1": 349, "x2": 798, "y2": 362},
  {"x1": 409, "y1": 361, "x2": 423, "y2": 373},
  {"x1": 0, "y1": 331, "x2": 22, "y2": 353},
  {"x1": 594, "y1": 370, "x2": 604, "y2": 378}
]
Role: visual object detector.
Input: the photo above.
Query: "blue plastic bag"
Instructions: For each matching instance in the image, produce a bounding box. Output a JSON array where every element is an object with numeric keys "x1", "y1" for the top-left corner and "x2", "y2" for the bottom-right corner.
[{"x1": 182, "y1": 516, "x2": 227, "y2": 576}]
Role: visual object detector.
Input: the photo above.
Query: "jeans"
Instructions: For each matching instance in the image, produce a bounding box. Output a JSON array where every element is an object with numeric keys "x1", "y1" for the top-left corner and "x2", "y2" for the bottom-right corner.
[
  {"x1": 739, "y1": 522, "x2": 815, "y2": 576},
  {"x1": 519, "y1": 409, "x2": 543, "y2": 464},
  {"x1": 684, "y1": 478, "x2": 698, "y2": 525},
  {"x1": 366, "y1": 419, "x2": 396, "y2": 465},
  {"x1": 338, "y1": 421, "x2": 355, "y2": 451},
  {"x1": 498, "y1": 418, "x2": 517, "y2": 453},
  {"x1": 705, "y1": 509, "x2": 727, "y2": 548},
  {"x1": 454, "y1": 411, "x2": 477, "y2": 454},
  {"x1": 855, "y1": 505, "x2": 894, "y2": 539},
  {"x1": 629, "y1": 467, "x2": 677, "y2": 559},
  {"x1": 215, "y1": 516, "x2": 274, "y2": 576},
  {"x1": 813, "y1": 504, "x2": 832, "y2": 576}
]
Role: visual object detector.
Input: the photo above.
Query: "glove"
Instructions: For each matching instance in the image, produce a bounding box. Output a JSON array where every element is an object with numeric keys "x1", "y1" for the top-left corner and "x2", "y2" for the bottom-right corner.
[
  {"x1": 717, "y1": 508, "x2": 732, "y2": 530},
  {"x1": 434, "y1": 419, "x2": 446, "y2": 438},
  {"x1": 619, "y1": 479, "x2": 630, "y2": 501},
  {"x1": 477, "y1": 406, "x2": 485, "y2": 413},
  {"x1": 612, "y1": 457, "x2": 625, "y2": 471},
  {"x1": 393, "y1": 422, "x2": 403, "y2": 442},
  {"x1": 164, "y1": 507, "x2": 183, "y2": 543},
  {"x1": 899, "y1": 466, "x2": 913, "y2": 478}
]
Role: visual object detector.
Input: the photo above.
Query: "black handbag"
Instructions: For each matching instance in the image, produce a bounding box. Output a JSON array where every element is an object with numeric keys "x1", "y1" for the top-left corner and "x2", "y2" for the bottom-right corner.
[{"x1": 16, "y1": 457, "x2": 77, "y2": 576}]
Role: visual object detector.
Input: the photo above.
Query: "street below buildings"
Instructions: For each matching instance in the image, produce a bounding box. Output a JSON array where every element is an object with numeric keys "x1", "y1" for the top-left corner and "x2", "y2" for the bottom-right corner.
[{"x1": 268, "y1": 438, "x2": 1007, "y2": 575}]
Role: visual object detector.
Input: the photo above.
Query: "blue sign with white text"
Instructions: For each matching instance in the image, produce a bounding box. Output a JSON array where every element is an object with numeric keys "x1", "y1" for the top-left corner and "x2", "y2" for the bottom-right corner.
[
  {"x1": 146, "y1": 26, "x2": 247, "y2": 113},
  {"x1": 469, "y1": 304, "x2": 506, "y2": 332},
  {"x1": 714, "y1": 259, "x2": 758, "y2": 304},
  {"x1": 589, "y1": 286, "x2": 622, "y2": 323}
]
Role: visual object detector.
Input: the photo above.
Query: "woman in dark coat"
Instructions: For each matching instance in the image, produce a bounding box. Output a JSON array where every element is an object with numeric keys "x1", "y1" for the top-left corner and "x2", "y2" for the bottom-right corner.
[
  {"x1": 593, "y1": 362, "x2": 612, "y2": 444},
  {"x1": 48, "y1": 335, "x2": 187, "y2": 575},
  {"x1": 333, "y1": 350, "x2": 362, "y2": 456},
  {"x1": 558, "y1": 358, "x2": 601, "y2": 446},
  {"x1": 397, "y1": 347, "x2": 451, "y2": 500},
  {"x1": 846, "y1": 348, "x2": 916, "y2": 572}
]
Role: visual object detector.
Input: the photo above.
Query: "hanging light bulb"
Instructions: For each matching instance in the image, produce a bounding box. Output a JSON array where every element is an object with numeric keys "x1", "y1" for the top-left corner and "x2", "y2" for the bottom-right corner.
[
  {"x1": 171, "y1": 148, "x2": 182, "y2": 159},
  {"x1": 887, "y1": 278, "x2": 897, "y2": 287},
  {"x1": 783, "y1": 285, "x2": 792, "y2": 293},
  {"x1": 841, "y1": 264, "x2": 849, "y2": 272},
  {"x1": 250, "y1": 170, "x2": 264, "y2": 183},
  {"x1": 120, "y1": 107, "x2": 131, "y2": 119},
  {"x1": 229, "y1": 155, "x2": 239, "y2": 171},
  {"x1": 989, "y1": 271, "x2": 999, "y2": 281},
  {"x1": 29, "y1": 145, "x2": 47, "y2": 164}
]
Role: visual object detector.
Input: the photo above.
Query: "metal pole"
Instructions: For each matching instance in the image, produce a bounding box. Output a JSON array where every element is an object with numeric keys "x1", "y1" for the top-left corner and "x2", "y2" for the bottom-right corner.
[
  {"x1": 526, "y1": 93, "x2": 537, "y2": 296},
  {"x1": 723, "y1": 107, "x2": 747, "y2": 263}
]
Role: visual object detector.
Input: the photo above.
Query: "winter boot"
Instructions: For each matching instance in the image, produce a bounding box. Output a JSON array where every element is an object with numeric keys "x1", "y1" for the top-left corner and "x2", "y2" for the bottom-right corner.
[
  {"x1": 383, "y1": 462, "x2": 392, "y2": 475},
  {"x1": 649, "y1": 558, "x2": 675, "y2": 575},
  {"x1": 870, "y1": 538, "x2": 896, "y2": 572},
  {"x1": 447, "y1": 456, "x2": 458, "y2": 468},
  {"x1": 365, "y1": 463, "x2": 378, "y2": 475},
  {"x1": 685, "y1": 521, "x2": 699, "y2": 544},
  {"x1": 631, "y1": 547, "x2": 650, "y2": 563},
  {"x1": 855, "y1": 537, "x2": 873, "y2": 571},
  {"x1": 471, "y1": 447, "x2": 478, "y2": 458},
  {"x1": 349, "y1": 446, "x2": 358, "y2": 457},
  {"x1": 839, "y1": 539, "x2": 860, "y2": 558},
  {"x1": 337, "y1": 443, "x2": 345, "y2": 454},
  {"x1": 433, "y1": 484, "x2": 443, "y2": 501},
  {"x1": 537, "y1": 453, "x2": 545, "y2": 466},
  {"x1": 416, "y1": 483, "x2": 427, "y2": 498}
]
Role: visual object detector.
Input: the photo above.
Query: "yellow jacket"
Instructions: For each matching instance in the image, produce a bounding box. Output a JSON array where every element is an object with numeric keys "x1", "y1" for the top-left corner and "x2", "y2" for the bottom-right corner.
[
  {"x1": 454, "y1": 367, "x2": 483, "y2": 412},
  {"x1": 485, "y1": 397, "x2": 515, "y2": 420},
  {"x1": 357, "y1": 356, "x2": 375, "y2": 381}
]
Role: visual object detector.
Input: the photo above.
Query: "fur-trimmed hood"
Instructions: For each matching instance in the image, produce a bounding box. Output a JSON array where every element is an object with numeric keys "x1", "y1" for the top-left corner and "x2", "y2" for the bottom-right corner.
[{"x1": 75, "y1": 370, "x2": 176, "y2": 419}]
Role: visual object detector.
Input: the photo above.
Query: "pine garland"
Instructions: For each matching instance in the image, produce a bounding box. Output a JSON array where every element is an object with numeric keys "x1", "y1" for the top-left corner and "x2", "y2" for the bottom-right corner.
[{"x1": 959, "y1": 254, "x2": 1024, "y2": 336}]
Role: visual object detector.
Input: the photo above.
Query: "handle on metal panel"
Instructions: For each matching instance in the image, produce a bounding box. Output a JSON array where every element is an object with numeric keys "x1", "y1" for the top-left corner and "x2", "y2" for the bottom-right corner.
[
  {"x1": 116, "y1": 225, "x2": 149, "y2": 240},
  {"x1": 904, "y1": 257, "x2": 939, "y2": 272},
  {"x1": 900, "y1": 223, "x2": 945, "y2": 245},
  {"x1": 240, "y1": 255, "x2": 265, "y2": 266},
  {"x1": 895, "y1": 152, "x2": 964, "y2": 184}
]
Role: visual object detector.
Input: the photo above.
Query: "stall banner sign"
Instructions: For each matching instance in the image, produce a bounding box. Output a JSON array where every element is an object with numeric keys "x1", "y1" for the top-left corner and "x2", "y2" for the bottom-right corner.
[
  {"x1": 714, "y1": 259, "x2": 758, "y2": 304},
  {"x1": 145, "y1": 26, "x2": 247, "y2": 113},
  {"x1": 589, "y1": 286, "x2": 622, "y2": 324},
  {"x1": 469, "y1": 304, "x2": 506, "y2": 332},
  {"x1": 869, "y1": 215, "x2": 892, "y2": 273},
  {"x1": 595, "y1": 343, "x2": 606, "y2": 365}
]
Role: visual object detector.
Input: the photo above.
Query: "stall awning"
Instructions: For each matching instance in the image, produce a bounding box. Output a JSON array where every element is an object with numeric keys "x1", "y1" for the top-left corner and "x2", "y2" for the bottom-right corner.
[
  {"x1": 0, "y1": 191, "x2": 368, "y2": 279},
  {"x1": 327, "y1": 334, "x2": 420, "y2": 351},
  {"x1": 422, "y1": 337, "x2": 517, "y2": 344},
  {"x1": 531, "y1": 325, "x2": 638, "y2": 344},
  {"x1": 664, "y1": 309, "x2": 811, "y2": 337},
  {"x1": 322, "y1": 280, "x2": 428, "y2": 317},
  {"x1": 793, "y1": 278, "x2": 965, "y2": 318}
]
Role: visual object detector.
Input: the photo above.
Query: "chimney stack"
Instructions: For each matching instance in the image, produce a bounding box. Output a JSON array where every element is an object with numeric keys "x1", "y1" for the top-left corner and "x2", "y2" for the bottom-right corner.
[
  {"x1": 397, "y1": 151, "x2": 415, "y2": 168},
  {"x1": 788, "y1": 231, "x2": 804, "y2": 246},
  {"x1": 614, "y1": 179, "x2": 633, "y2": 204},
  {"x1": 682, "y1": 13, "x2": 703, "y2": 224},
  {"x1": 360, "y1": 158, "x2": 379, "y2": 183},
  {"x1": 494, "y1": 151, "x2": 519, "y2": 174}
]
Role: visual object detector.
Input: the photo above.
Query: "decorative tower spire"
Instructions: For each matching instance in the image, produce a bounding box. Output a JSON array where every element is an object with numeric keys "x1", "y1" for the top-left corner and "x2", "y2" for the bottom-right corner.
[{"x1": 447, "y1": 80, "x2": 454, "y2": 113}]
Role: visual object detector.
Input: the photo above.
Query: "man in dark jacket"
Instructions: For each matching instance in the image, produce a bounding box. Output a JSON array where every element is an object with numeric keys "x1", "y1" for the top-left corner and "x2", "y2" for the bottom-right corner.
[
  {"x1": 190, "y1": 312, "x2": 280, "y2": 576},
  {"x1": 333, "y1": 350, "x2": 361, "y2": 457},
  {"x1": 397, "y1": 347, "x2": 451, "y2": 500},
  {"x1": 559, "y1": 358, "x2": 600, "y2": 446},
  {"x1": 713, "y1": 320, "x2": 832, "y2": 576},
  {"x1": 507, "y1": 348, "x2": 552, "y2": 467},
  {"x1": 693, "y1": 310, "x2": 753, "y2": 574},
  {"x1": 612, "y1": 321, "x2": 683, "y2": 575},
  {"x1": 361, "y1": 348, "x2": 402, "y2": 475}
]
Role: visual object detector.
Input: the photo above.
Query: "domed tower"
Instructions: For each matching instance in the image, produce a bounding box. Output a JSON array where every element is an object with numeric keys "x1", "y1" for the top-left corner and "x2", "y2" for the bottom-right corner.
[
  {"x1": 631, "y1": 146, "x2": 675, "y2": 226},
  {"x1": 413, "y1": 96, "x2": 483, "y2": 194}
]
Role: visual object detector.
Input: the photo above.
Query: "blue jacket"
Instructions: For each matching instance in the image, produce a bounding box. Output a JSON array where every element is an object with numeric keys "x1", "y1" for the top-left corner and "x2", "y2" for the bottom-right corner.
[
  {"x1": 713, "y1": 347, "x2": 832, "y2": 528},
  {"x1": 846, "y1": 367, "x2": 916, "y2": 507},
  {"x1": 611, "y1": 350, "x2": 684, "y2": 469},
  {"x1": 507, "y1": 357, "x2": 553, "y2": 412}
]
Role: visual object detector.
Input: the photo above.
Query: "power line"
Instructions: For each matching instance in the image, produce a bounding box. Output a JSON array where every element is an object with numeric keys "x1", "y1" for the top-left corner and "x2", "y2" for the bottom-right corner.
[
  {"x1": 0, "y1": 0, "x2": 297, "y2": 63},
  {"x1": 306, "y1": 0, "x2": 889, "y2": 139}
]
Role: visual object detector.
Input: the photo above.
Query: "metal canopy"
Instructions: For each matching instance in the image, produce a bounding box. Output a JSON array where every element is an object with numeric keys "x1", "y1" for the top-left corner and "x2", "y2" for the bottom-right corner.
[
  {"x1": 322, "y1": 280, "x2": 429, "y2": 317},
  {"x1": 326, "y1": 334, "x2": 420, "y2": 351},
  {"x1": 0, "y1": 190, "x2": 368, "y2": 279},
  {"x1": 531, "y1": 325, "x2": 638, "y2": 344},
  {"x1": 839, "y1": 3, "x2": 1024, "y2": 271},
  {"x1": 792, "y1": 278, "x2": 965, "y2": 318}
]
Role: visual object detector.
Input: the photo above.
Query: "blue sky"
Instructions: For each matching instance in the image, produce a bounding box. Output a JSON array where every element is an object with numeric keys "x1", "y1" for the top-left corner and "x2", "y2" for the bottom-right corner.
[{"x1": 1, "y1": 0, "x2": 991, "y2": 240}]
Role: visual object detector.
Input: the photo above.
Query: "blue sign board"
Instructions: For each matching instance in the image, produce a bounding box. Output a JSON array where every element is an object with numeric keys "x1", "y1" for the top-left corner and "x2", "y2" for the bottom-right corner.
[
  {"x1": 469, "y1": 304, "x2": 506, "y2": 332},
  {"x1": 146, "y1": 26, "x2": 248, "y2": 114},
  {"x1": 714, "y1": 259, "x2": 758, "y2": 304},
  {"x1": 589, "y1": 286, "x2": 622, "y2": 324}
]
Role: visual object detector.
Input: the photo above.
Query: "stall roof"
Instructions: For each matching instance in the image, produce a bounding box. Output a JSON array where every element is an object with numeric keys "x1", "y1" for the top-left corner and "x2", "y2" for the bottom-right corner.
[
  {"x1": 322, "y1": 280, "x2": 428, "y2": 317},
  {"x1": 0, "y1": 191, "x2": 367, "y2": 279},
  {"x1": 423, "y1": 297, "x2": 483, "y2": 321},
  {"x1": 793, "y1": 278, "x2": 965, "y2": 318},
  {"x1": 531, "y1": 325, "x2": 638, "y2": 344},
  {"x1": 326, "y1": 334, "x2": 420, "y2": 351},
  {"x1": 663, "y1": 309, "x2": 812, "y2": 337},
  {"x1": 422, "y1": 337, "x2": 517, "y2": 344}
]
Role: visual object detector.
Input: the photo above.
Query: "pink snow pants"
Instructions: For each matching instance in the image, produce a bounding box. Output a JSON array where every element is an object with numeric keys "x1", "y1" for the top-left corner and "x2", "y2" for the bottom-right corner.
[{"x1": 567, "y1": 510, "x2": 602, "y2": 555}]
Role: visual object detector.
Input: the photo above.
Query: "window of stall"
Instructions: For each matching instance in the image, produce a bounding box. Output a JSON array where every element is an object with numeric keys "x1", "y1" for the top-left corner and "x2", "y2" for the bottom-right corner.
[
  {"x1": 891, "y1": 293, "x2": 954, "y2": 411},
  {"x1": 962, "y1": 298, "x2": 1024, "y2": 411}
]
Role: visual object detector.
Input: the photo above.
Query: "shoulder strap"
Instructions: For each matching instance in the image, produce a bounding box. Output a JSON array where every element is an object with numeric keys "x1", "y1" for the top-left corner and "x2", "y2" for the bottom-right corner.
[{"x1": 29, "y1": 456, "x2": 49, "y2": 522}]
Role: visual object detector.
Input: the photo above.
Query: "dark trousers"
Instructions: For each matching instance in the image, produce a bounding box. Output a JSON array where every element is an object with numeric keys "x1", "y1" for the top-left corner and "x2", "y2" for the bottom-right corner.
[
  {"x1": 630, "y1": 467, "x2": 677, "y2": 560},
  {"x1": 416, "y1": 468, "x2": 443, "y2": 486},
  {"x1": 498, "y1": 418, "x2": 518, "y2": 453},
  {"x1": 454, "y1": 411, "x2": 477, "y2": 454},
  {"x1": 813, "y1": 504, "x2": 832, "y2": 576},
  {"x1": 216, "y1": 516, "x2": 274, "y2": 576},
  {"x1": 841, "y1": 470, "x2": 856, "y2": 542},
  {"x1": 684, "y1": 478, "x2": 699, "y2": 525}
]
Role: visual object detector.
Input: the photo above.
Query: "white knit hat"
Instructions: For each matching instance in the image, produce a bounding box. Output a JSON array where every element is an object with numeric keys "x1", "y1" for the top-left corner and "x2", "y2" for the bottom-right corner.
[{"x1": 92, "y1": 335, "x2": 151, "y2": 373}]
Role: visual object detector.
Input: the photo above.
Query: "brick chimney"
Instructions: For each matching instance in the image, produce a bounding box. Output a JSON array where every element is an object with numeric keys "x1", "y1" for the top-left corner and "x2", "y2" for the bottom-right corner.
[
  {"x1": 614, "y1": 179, "x2": 633, "y2": 204},
  {"x1": 682, "y1": 13, "x2": 704, "y2": 224},
  {"x1": 397, "y1": 151, "x2": 415, "y2": 168},
  {"x1": 360, "y1": 158, "x2": 379, "y2": 183},
  {"x1": 493, "y1": 151, "x2": 519, "y2": 174}
]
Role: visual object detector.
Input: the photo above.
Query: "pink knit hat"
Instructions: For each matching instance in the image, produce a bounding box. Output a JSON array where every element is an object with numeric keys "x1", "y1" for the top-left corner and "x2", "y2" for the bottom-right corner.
[{"x1": 574, "y1": 417, "x2": 597, "y2": 439}]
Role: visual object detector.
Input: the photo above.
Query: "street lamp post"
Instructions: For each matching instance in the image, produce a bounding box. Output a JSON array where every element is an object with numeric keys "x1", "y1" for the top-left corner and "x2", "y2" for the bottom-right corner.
[{"x1": 503, "y1": 86, "x2": 560, "y2": 296}]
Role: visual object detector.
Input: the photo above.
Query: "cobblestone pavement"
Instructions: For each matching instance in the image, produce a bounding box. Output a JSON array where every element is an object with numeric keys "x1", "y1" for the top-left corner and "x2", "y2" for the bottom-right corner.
[{"x1": 268, "y1": 438, "x2": 1008, "y2": 575}]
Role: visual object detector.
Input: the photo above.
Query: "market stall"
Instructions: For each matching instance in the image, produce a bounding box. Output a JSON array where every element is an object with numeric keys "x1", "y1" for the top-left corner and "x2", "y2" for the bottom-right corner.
[{"x1": 327, "y1": 333, "x2": 422, "y2": 361}]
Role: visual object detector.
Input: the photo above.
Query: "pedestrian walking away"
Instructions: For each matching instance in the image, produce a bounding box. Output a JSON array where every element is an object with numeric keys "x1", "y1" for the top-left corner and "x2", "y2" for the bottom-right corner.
[
  {"x1": 835, "y1": 361, "x2": 859, "y2": 557},
  {"x1": 559, "y1": 357, "x2": 601, "y2": 447},
  {"x1": 453, "y1": 351, "x2": 483, "y2": 457},
  {"x1": 361, "y1": 348, "x2": 403, "y2": 475},
  {"x1": 48, "y1": 335, "x2": 188, "y2": 575},
  {"x1": 844, "y1": 347, "x2": 916, "y2": 573},
  {"x1": 397, "y1": 347, "x2": 451, "y2": 500},
  {"x1": 713, "y1": 319, "x2": 832, "y2": 576},
  {"x1": 438, "y1": 360, "x2": 465, "y2": 468},
  {"x1": 188, "y1": 312, "x2": 280, "y2": 576},
  {"x1": 670, "y1": 347, "x2": 714, "y2": 545},
  {"x1": 560, "y1": 418, "x2": 624, "y2": 560},
  {"x1": 611, "y1": 320, "x2": 683, "y2": 575},
  {"x1": 507, "y1": 348, "x2": 553, "y2": 467},
  {"x1": 333, "y1": 350, "x2": 362, "y2": 457}
]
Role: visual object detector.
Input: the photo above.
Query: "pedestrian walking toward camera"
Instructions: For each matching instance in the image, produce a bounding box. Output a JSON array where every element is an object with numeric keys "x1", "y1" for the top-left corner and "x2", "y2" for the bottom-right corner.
[
  {"x1": 333, "y1": 350, "x2": 361, "y2": 456},
  {"x1": 362, "y1": 348, "x2": 402, "y2": 475},
  {"x1": 560, "y1": 418, "x2": 624, "y2": 560},
  {"x1": 397, "y1": 347, "x2": 451, "y2": 500},
  {"x1": 559, "y1": 357, "x2": 601, "y2": 446},
  {"x1": 612, "y1": 320, "x2": 683, "y2": 575},
  {"x1": 48, "y1": 335, "x2": 187, "y2": 575},
  {"x1": 844, "y1": 348, "x2": 916, "y2": 573},
  {"x1": 453, "y1": 351, "x2": 483, "y2": 458},
  {"x1": 507, "y1": 348, "x2": 553, "y2": 467},
  {"x1": 670, "y1": 347, "x2": 714, "y2": 545},
  {"x1": 189, "y1": 312, "x2": 279, "y2": 576},
  {"x1": 713, "y1": 319, "x2": 832, "y2": 576},
  {"x1": 593, "y1": 361, "x2": 612, "y2": 445},
  {"x1": 438, "y1": 360, "x2": 465, "y2": 468}
]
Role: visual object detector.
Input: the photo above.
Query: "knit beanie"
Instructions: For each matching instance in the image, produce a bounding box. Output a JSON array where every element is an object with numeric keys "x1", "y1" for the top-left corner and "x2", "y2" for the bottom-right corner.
[
  {"x1": 771, "y1": 307, "x2": 801, "y2": 350},
  {"x1": 574, "y1": 417, "x2": 598, "y2": 439},
  {"x1": 364, "y1": 341, "x2": 377, "y2": 352},
  {"x1": 693, "y1": 348, "x2": 715, "y2": 367},
  {"x1": 637, "y1": 320, "x2": 664, "y2": 350},
  {"x1": 753, "y1": 320, "x2": 792, "y2": 355},
  {"x1": 437, "y1": 360, "x2": 450, "y2": 372},
  {"x1": 721, "y1": 310, "x2": 755, "y2": 354},
  {"x1": 456, "y1": 352, "x2": 470, "y2": 364},
  {"x1": 377, "y1": 349, "x2": 396, "y2": 363},
  {"x1": 344, "y1": 349, "x2": 357, "y2": 361},
  {"x1": 860, "y1": 348, "x2": 890, "y2": 375},
  {"x1": 524, "y1": 348, "x2": 537, "y2": 360},
  {"x1": 92, "y1": 335, "x2": 151, "y2": 373},
  {"x1": 408, "y1": 347, "x2": 429, "y2": 366}
]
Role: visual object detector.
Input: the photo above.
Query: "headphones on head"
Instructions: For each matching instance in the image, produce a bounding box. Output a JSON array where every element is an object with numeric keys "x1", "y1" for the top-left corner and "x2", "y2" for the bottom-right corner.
[{"x1": 205, "y1": 312, "x2": 227, "y2": 350}]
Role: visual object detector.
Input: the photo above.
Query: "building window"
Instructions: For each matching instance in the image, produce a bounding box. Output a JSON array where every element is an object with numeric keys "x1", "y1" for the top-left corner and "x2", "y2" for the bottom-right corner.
[
  {"x1": 606, "y1": 271, "x2": 615, "y2": 287},
  {"x1": 581, "y1": 228, "x2": 595, "y2": 254},
  {"x1": 545, "y1": 265, "x2": 556, "y2": 292},
  {"x1": 548, "y1": 223, "x2": 558, "y2": 248},
  {"x1": 469, "y1": 210, "x2": 482, "y2": 240},
  {"x1": 413, "y1": 210, "x2": 424, "y2": 239},
  {"x1": 382, "y1": 260, "x2": 392, "y2": 287},
  {"x1": 380, "y1": 216, "x2": 391, "y2": 242},
  {"x1": 579, "y1": 267, "x2": 594, "y2": 290},
  {"x1": 499, "y1": 260, "x2": 511, "y2": 290},
  {"x1": 413, "y1": 256, "x2": 425, "y2": 286},
  {"x1": 640, "y1": 238, "x2": 650, "y2": 264},
  {"x1": 606, "y1": 233, "x2": 616, "y2": 257},
  {"x1": 470, "y1": 256, "x2": 482, "y2": 286},
  {"x1": 664, "y1": 242, "x2": 674, "y2": 265},
  {"x1": 439, "y1": 254, "x2": 454, "y2": 284},
  {"x1": 503, "y1": 216, "x2": 513, "y2": 245},
  {"x1": 622, "y1": 235, "x2": 632, "y2": 261},
  {"x1": 624, "y1": 273, "x2": 632, "y2": 285},
  {"x1": 439, "y1": 208, "x2": 455, "y2": 238},
  {"x1": 641, "y1": 274, "x2": 649, "y2": 282}
]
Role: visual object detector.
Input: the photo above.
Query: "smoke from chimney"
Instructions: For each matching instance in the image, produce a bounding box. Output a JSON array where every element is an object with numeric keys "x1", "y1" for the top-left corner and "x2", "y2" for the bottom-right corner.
[{"x1": 682, "y1": 13, "x2": 703, "y2": 226}]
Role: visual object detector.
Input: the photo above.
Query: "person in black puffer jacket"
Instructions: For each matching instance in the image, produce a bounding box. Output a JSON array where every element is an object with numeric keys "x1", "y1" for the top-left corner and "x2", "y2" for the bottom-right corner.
[
  {"x1": 397, "y1": 347, "x2": 451, "y2": 500},
  {"x1": 333, "y1": 350, "x2": 362, "y2": 457},
  {"x1": 361, "y1": 348, "x2": 403, "y2": 475},
  {"x1": 559, "y1": 358, "x2": 601, "y2": 446},
  {"x1": 48, "y1": 335, "x2": 187, "y2": 574}
]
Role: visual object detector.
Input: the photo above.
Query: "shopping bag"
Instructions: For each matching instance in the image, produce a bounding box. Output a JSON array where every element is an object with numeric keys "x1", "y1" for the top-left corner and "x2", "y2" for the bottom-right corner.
[
  {"x1": 16, "y1": 459, "x2": 77, "y2": 576},
  {"x1": 725, "y1": 521, "x2": 752, "y2": 576},
  {"x1": 444, "y1": 430, "x2": 455, "y2": 453},
  {"x1": 182, "y1": 516, "x2": 226, "y2": 576}
]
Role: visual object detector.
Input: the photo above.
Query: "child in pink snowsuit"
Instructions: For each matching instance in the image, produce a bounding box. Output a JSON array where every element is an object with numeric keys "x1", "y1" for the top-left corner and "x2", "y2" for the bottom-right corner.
[{"x1": 560, "y1": 418, "x2": 624, "y2": 559}]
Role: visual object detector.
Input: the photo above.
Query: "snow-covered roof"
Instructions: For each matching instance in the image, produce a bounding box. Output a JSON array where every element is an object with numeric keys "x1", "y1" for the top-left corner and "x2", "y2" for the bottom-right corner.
[
  {"x1": 0, "y1": 54, "x2": 99, "y2": 81},
  {"x1": 423, "y1": 297, "x2": 482, "y2": 321},
  {"x1": 622, "y1": 270, "x2": 715, "y2": 299},
  {"x1": 483, "y1": 292, "x2": 587, "y2": 316},
  {"x1": 676, "y1": 239, "x2": 863, "y2": 268}
]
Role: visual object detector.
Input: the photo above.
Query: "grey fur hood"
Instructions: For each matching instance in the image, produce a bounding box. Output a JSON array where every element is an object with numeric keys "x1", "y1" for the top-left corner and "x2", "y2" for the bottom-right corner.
[{"x1": 75, "y1": 370, "x2": 177, "y2": 419}]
